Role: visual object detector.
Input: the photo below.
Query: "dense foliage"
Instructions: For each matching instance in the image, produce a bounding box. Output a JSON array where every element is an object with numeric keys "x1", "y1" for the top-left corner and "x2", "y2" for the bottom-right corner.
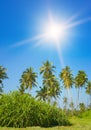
[{"x1": 0, "y1": 91, "x2": 70, "y2": 128}]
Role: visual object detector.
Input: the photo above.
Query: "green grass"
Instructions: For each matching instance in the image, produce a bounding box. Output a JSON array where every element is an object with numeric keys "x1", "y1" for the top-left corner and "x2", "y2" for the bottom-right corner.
[{"x1": 0, "y1": 116, "x2": 91, "y2": 130}]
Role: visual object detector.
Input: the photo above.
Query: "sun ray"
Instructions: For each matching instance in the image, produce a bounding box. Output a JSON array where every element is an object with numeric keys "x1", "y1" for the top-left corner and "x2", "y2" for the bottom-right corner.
[
  {"x1": 12, "y1": 33, "x2": 47, "y2": 48},
  {"x1": 65, "y1": 17, "x2": 91, "y2": 29},
  {"x1": 64, "y1": 13, "x2": 80, "y2": 24},
  {"x1": 34, "y1": 38, "x2": 47, "y2": 47},
  {"x1": 55, "y1": 41, "x2": 65, "y2": 68}
]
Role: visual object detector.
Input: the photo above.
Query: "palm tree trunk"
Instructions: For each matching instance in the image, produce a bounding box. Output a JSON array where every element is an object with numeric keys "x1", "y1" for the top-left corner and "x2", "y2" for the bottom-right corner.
[
  {"x1": 90, "y1": 93, "x2": 91, "y2": 108},
  {"x1": 67, "y1": 89, "x2": 69, "y2": 109},
  {"x1": 76, "y1": 88, "x2": 79, "y2": 109}
]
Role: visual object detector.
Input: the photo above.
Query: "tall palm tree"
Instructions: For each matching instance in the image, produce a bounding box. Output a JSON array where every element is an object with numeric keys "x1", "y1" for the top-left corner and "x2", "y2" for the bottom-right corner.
[
  {"x1": 0, "y1": 66, "x2": 8, "y2": 94},
  {"x1": 59, "y1": 66, "x2": 74, "y2": 104},
  {"x1": 85, "y1": 81, "x2": 91, "y2": 108},
  {"x1": 75, "y1": 70, "x2": 87, "y2": 107},
  {"x1": 19, "y1": 67, "x2": 37, "y2": 93},
  {"x1": 39, "y1": 60, "x2": 61, "y2": 102}
]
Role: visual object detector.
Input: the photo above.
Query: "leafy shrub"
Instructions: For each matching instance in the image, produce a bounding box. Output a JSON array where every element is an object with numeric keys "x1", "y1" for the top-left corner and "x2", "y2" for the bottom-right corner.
[
  {"x1": 0, "y1": 91, "x2": 70, "y2": 127},
  {"x1": 78, "y1": 110, "x2": 91, "y2": 119}
]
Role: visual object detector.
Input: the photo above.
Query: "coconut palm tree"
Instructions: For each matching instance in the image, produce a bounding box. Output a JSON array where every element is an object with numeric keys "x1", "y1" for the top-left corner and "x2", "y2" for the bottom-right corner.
[
  {"x1": 36, "y1": 74, "x2": 61, "y2": 102},
  {"x1": 59, "y1": 66, "x2": 74, "y2": 104},
  {"x1": 39, "y1": 60, "x2": 61, "y2": 102},
  {"x1": 36, "y1": 86, "x2": 47, "y2": 101},
  {"x1": 0, "y1": 66, "x2": 8, "y2": 94},
  {"x1": 63, "y1": 97, "x2": 68, "y2": 111},
  {"x1": 19, "y1": 67, "x2": 37, "y2": 93},
  {"x1": 75, "y1": 70, "x2": 87, "y2": 107},
  {"x1": 85, "y1": 81, "x2": 91, "y2": 108},
  {"x1": 48, "y1": 76, "x2": 61, "y2": 100}
]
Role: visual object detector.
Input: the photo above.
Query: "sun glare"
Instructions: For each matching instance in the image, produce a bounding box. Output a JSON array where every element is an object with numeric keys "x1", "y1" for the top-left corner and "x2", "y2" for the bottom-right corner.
[
  {"x1": 45, "y1": 21, "x2": 65, "y2": 42},
  {"x1": 43, "y1": 15, "x2": 66, "y2": 43}
]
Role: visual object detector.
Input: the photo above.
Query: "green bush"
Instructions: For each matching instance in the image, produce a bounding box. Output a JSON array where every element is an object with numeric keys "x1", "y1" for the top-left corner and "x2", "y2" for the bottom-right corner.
[
  {"x1": 0, "y1": 91, "x2": 70, "y2": 127},
  {"x1": 78, "y1": 110, "x2": 91, "y2": 119}
]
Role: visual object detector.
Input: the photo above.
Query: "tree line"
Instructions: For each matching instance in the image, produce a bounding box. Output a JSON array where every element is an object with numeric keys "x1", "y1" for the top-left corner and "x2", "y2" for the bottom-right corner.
[{"x1": 0, "y1": 60, "x2": 91, "y2": 109}]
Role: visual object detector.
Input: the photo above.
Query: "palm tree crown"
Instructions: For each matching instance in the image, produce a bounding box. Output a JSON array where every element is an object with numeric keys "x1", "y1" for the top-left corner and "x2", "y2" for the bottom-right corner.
[
  {"x1": 86, "y1": 81, "x2": 91, "y2": 94},
  {"x1": 20, "y1": 67, "x2": 37, "y2": 91},
  {"x1": 75, "y1": 70, "x2": 87, "y2": 88},
  {"x1": 36, "y1": 86, "x2": 48, "y2": 101},
  {"x1": 60, "y1": 66, "x2": 73, "y2": 89},
  {"x1": 40, "y1": 60, "x2": 55, "y2": 78}
]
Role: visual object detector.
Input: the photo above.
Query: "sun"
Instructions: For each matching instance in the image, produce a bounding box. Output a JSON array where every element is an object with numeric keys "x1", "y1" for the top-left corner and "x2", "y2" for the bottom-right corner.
[
  {"x1": 45, "y1": 21, "x2": 64, "y2": 41},
  {"x1": 44, "y1": 15, "x2": 66, "y2": 43}
]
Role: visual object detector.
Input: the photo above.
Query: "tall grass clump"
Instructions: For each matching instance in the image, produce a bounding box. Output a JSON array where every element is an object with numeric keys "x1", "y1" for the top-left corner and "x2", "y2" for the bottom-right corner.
[{"x1": 0, "y1": 91, "x2": 70, "y2": 128}]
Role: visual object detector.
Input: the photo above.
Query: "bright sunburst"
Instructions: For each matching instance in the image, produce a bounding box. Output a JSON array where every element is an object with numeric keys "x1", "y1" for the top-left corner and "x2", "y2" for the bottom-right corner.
[
  {"x1": 13, "y1": 12, "x2": 90, "y2": 48},
  {"x1": 44, "y1": 19, "x2": 65, "y2": 42},
  {"x1": 13, "y1": 12, "x2": 91, "y2": 67}
]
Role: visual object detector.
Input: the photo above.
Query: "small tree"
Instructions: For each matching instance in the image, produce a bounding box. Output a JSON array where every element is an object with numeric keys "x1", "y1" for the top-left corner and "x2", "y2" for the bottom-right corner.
[
  {"x1": 79, "y1": 103, "x2": 86, "y2": 112},
  {"x1": 69, "y1": 101, "x2": 74, "y2": 111}
]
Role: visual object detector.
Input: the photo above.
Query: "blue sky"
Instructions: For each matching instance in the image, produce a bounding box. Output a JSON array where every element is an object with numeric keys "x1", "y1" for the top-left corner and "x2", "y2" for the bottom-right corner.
[{"x1": 0, "y1": 0, "x2": 91, "y2": 105}]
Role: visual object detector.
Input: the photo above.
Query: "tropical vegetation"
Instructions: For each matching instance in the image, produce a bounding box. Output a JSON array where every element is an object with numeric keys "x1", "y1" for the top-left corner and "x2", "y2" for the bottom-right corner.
[{"x1": 0, "y1": 61, "x2": 91, "y2": 128}]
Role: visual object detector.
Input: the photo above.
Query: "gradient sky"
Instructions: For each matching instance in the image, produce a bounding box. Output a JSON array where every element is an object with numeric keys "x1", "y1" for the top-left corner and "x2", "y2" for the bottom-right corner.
[{"x1": 0, "y1": 0, "x2": 91, "y2": 105}]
